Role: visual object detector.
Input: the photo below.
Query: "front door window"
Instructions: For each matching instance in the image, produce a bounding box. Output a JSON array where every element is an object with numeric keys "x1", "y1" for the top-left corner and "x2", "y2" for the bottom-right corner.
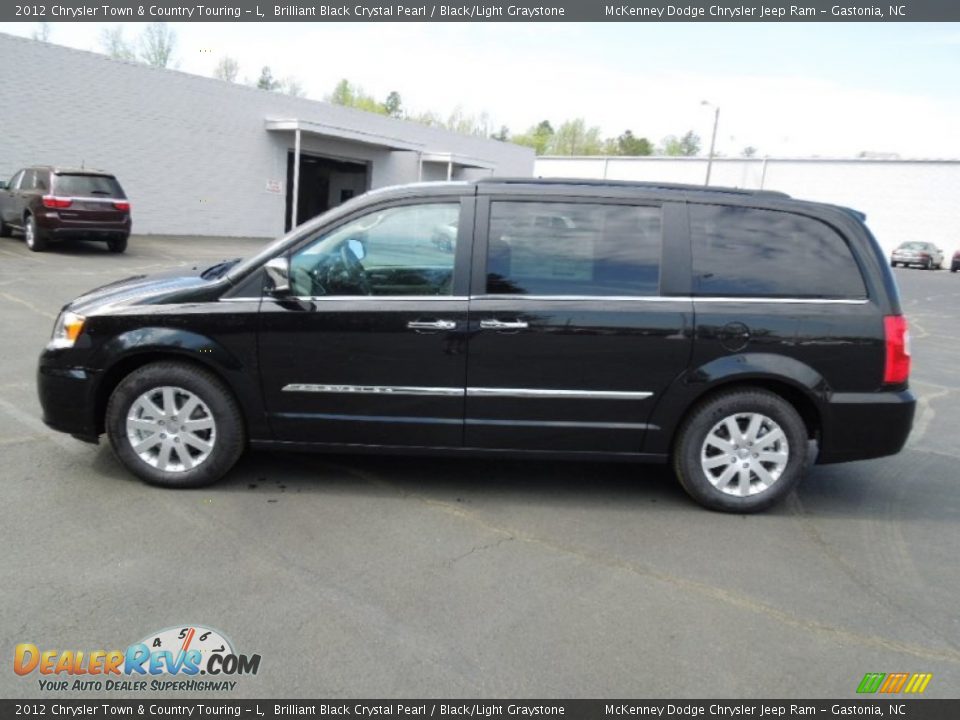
[{"x1": 289, "y1": 203, "x2": 460, "y2": 297}]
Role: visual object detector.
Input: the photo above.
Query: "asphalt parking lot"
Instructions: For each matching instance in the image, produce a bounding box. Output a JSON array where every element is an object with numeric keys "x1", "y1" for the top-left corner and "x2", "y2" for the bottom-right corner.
[{"x1": 1, "y1": 234, "x2": 958, "y2": 699}]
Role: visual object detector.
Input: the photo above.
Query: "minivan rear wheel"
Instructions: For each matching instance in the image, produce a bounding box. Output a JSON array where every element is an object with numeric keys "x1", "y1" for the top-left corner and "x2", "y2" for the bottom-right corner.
[
  {"x1": 105, "y1": 361, "x2": 245, "y2": 488},
  {"x1": 673, "y1": 389, "x2": 808, "y2": 512}
]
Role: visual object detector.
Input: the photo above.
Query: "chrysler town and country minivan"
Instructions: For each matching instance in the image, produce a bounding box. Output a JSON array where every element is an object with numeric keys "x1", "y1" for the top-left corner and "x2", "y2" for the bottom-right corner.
[{"x1": 37, "y1": 179, "x2": 915, "y2": 512}]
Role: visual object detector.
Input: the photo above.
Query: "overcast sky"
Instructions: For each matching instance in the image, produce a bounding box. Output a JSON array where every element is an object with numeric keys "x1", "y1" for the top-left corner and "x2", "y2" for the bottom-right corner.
[{"x1": 3, "y1": 21, "x2": 959, "y2": 158}]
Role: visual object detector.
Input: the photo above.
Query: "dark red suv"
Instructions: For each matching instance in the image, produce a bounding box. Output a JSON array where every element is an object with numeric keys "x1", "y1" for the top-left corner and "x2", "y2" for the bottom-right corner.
[{"x1": 0, "y1": 166, "x2": 131, "y2": 253}]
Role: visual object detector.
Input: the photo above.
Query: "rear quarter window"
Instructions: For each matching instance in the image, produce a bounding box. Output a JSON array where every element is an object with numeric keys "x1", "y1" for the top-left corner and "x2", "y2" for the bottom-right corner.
[
  {"x1": 690, "y1": 204, "x2": 866, "y2": 299},
  {"x1": 54, "y1": 174, "x2": 125, "y2": 198}
]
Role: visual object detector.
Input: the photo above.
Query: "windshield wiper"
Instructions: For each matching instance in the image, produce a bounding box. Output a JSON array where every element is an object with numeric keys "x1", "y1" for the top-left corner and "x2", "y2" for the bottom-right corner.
[{"x1": 200, "y1": 258, "x2": 242, "y2": 280}]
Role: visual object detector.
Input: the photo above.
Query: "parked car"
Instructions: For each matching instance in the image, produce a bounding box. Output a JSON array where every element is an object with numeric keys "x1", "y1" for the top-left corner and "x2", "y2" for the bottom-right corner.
[
  {"x1": 890, "y1": 241, "x2": 943, "y2": 269},
  {"x1": 36, "y1": 179, "x2": 915, "y2": 513},
  {"x1": 951, "y1": 250, "x2": 960, "y2": 273},
  {"x1": 0, "y1": 166, "x2": 131, "y2": 253}
]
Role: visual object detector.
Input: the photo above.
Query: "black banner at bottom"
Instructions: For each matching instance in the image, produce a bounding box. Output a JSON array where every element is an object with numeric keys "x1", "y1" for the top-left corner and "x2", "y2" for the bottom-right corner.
[{"x1": 2, "y1": 700, "x2": 958, "y2": 720}]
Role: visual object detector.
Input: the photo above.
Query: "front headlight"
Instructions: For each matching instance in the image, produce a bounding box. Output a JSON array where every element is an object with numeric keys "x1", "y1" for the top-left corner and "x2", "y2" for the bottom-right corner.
[{"x1": 49, "y1": 311, "x2": 86, "y2": 349}]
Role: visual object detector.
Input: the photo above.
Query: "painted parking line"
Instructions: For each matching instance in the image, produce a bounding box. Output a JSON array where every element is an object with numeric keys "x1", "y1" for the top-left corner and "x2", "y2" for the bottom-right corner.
[{"x1": 0, "y1": 292, "x2": 57, "y2": 320}]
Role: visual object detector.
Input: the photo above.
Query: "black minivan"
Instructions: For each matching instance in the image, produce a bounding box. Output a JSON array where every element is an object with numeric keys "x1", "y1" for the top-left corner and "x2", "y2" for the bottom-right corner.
[{"x1": 37, "y1": 179, "x2": 915, "y2": 512}]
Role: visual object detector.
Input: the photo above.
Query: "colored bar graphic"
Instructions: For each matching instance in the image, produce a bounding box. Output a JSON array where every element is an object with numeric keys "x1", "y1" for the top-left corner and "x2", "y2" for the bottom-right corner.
[{"x1": 857, "y1": 672, "x2": 932, "y2": 694}]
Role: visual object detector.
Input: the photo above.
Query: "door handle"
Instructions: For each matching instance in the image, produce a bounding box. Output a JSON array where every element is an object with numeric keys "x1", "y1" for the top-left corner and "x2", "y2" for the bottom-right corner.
[
  {"x1": 479, "y1": 319, "x2": 529, "y2": 331},
  {"x1": 407, "y1": 319, "x2": 457, "y2": 332}
]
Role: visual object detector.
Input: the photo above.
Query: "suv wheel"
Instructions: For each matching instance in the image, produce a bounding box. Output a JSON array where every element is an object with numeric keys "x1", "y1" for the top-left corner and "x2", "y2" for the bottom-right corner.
[
  {"x1": 106, "y1": 362, "x2": 245, "y2": 488},
  {"x1": 672, "y1": 389, "x2": 808, "y2": 512},
  {"x1": 0, "y1": 216, "x2": 11, "y2": 238},
  {"x1": 24, "y1": 215, "x2": 47, "y2": 252},
  {"x1": 107, "y1": 235, "x2": 128, "y2": 254}
]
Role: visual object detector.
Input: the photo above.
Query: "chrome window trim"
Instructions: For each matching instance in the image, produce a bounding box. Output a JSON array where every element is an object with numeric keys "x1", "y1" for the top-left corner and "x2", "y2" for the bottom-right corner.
[
  {"x1": 470, "y1": 294, "x2": 868, "y2": 304},
  {"x1": 467, "y1": 388, "x2": 653, "y2": 400},
  {"x1": 221, "y1": 295, "x2": 469, "y2": 303},
  {"x1": 227, "y1": 294, "x2": 867, "y2": 305},
  {"x1": 470, "y1": 294, "x2": 683, "y2": 303},
  {"x1": 690, "y1": 296, "x2": 869, "y2": 305}
]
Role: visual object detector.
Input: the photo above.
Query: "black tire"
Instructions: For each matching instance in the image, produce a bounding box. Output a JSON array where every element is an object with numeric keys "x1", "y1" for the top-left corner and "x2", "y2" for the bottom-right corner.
[
  {"x1": 925, "y1": 259, "x2": 933, "y2": 270},
  {"x1": 105, "y1": 361, "x2": 245, "y2": 488},
  {"x1": 890, "y1": 261, "x2": 897, "y2": 268},
  {"x1": 107, "y1": 235, "x2": 128, "y2": 254},
  {"x1": 0, "y1": 216, "x2": 11, "y2": 238},
  {"x1": 951, "y1": 266, "x2": 958, "y2": 273},
  {"x1": 672, "y1": 388, "x2": 809, "y2": 513},
  {"x1": 24, "y1": 215, "x2": 47, "y2": 252}
]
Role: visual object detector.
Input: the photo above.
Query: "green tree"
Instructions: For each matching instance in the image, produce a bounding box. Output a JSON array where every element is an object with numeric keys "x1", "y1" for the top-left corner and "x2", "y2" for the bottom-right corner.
[
  {"x1": 214, "y1": 56, "x2": 240, "y2": 83},
  {"x1": 512, "y1": 120, "x2": 554, "y2": 155},
  {"x1": 384, "y1": 91, "x2": 403, "y2": 118},
  {"x1": 327, "y1": 79, "x2": 387, "y2": 114},
  {"x1": 282, "y1": 77, "x2": 305, "y2": 98},
  {"x1": 139, "y1": 22, "x2": 177, "y2": 68},
  {"x1": 613, "y1": 130, "x2": 653, "y2": 156},
  {"x1": 257, "y1": 67, "x2": 282, "y2": 92},
  {"x1": 548, "y1": 119, "x2": 603, "y2": 156},
  {"x1": 100, "y1": 26, "x2": 136, "y2": 61},
  {"x1": 660, "y1": 130, "x2": 701, "y2": 156}
]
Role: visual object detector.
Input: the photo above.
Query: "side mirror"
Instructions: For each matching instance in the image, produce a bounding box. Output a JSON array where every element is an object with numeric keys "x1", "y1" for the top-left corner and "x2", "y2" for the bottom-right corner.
[
  {"x1": 264, "y1": 257, "x2": 290, "y2": 295},
  {"x1": 347, "y1": 237, "x2": 366, "y2": 261}
]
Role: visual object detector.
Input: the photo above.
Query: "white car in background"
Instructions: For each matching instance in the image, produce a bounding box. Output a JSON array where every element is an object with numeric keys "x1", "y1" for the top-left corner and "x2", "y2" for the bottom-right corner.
[{"x1": 891, "y1": 241, "x2": 944, "y2": 270}]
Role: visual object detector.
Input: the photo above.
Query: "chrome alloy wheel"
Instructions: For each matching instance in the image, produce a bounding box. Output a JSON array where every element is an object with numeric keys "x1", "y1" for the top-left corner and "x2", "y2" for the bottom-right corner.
[
  {"x1": 24, "y1": 218, "x2": 35, "y2": 248},
  {"x1": 700, "y1": 412, "x2": 789, "y2": 497},
  {"x1": 126, "y1": 386, "x2": 217, "y2": 472}
]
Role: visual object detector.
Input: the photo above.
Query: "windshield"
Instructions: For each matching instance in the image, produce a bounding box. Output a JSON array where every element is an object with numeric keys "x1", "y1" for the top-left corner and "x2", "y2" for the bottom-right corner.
[{"x1": 898, "y1": 242, "x2": 927, "y2": 251}]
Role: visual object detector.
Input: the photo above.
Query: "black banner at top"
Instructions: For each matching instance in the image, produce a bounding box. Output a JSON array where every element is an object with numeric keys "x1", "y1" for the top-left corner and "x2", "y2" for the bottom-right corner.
[
  {"x1": 2, "y1": 701, "x2": 960, "y2": 720},
  {"x1": 5, "y1": 0, "x2": 960, "y2": 22}
]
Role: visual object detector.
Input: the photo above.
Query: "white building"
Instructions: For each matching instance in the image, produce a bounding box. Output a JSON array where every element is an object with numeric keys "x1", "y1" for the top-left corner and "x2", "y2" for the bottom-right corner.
[
  {"x1": 0, "y1": 33, "x2": 533, "y2": 238},
  {"x1": 536, "y1": 156, "x2": 960, "y2": 256}
]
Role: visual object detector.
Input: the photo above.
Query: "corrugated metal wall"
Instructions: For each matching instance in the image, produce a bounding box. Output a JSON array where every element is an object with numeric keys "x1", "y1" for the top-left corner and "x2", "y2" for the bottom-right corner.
[{"x1": 0, "y1": 33, "x2": 533, "y2": 238}]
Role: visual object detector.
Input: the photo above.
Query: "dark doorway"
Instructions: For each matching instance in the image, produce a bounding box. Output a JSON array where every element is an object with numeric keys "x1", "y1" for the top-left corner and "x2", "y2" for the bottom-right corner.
[{"x1": 285, "y1": 152, "x2": 369, "y2": 231}]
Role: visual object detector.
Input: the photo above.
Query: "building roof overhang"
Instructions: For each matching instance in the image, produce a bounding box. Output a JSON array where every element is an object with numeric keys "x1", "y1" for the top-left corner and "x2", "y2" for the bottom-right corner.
[{"x1": 265, "y1": 117, "x2": 426, "y2": 152}]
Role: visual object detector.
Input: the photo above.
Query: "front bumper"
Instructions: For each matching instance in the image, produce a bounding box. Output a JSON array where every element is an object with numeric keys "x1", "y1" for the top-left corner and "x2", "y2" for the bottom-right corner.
[
  {"x1": 817, "y1": 389, "x2": 916, "y2": 464},
  {"x1": 37, "y1": 358, "x2": 102, "y2": 442}
]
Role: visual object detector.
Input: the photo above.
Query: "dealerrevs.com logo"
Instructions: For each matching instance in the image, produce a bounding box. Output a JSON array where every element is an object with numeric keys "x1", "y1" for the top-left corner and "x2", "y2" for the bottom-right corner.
[{"x1": 14, "y1": 625, "x2": 261, "y2": 692}]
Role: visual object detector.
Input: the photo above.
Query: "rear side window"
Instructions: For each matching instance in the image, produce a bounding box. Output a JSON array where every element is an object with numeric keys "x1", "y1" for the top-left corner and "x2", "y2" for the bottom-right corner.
[
  {"x1": 690, "y1": 205, "x2": 866, "y2": 299},
  {"x1": 20, "y1": 170, "x2": 37, "y2": 190},
  {"x1": 54, "y1": 174, "x2": 125, "y2": 198},
  {"x1": 486, "y1": 201, "x2": 662, "y2": 296}
]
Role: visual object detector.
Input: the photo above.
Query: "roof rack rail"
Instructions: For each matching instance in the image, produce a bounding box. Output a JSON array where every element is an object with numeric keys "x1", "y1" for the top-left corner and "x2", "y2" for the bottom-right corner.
[{"x1": 476, "y1": 177, "x2": 791, "y2": 198}]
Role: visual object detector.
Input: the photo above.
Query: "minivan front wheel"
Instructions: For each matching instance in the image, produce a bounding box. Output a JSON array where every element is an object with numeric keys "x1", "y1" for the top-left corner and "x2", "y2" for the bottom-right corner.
[
  {"x1": 673, "y1": 389, "x2": 808, "y2": 512},
  {"x1": 106, "y1": 361, "x2": 245, "y2": 488}
]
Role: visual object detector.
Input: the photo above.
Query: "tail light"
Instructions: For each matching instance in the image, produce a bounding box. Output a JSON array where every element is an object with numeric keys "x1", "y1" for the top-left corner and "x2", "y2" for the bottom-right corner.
[
  {"x1": 883, "y1": 315, "x2": 911, "y2": 385},
  {"x1": 113, "y1": 201, "x2": 130, "y2": 212},
  {"x1": 41, "y1": 196, "x2": 72, "y2": 209}
]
